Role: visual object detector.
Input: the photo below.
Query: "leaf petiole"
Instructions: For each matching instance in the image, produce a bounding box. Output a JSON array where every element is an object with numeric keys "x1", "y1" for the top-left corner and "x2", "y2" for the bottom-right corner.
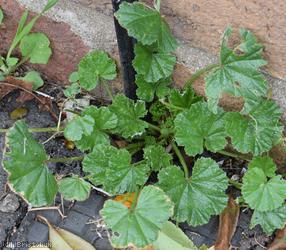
[
  {"x1": 171, "y1": 141, "x2": 189, "y2": 179},
  {"x1": 218, "y1": 150, "x2": 251, "y2": 162},
  {"x1": 184, "y1": 63, "x2": 219, "y2": 88},
  {"x1": 146, "y1": 122, "x2": 161, "y2": 132},
  {"x1": 46, "y1": 155, "x2": 84, "y2": 163},
  {"x1": 101, "y1": 80, "x2": 114, "y2": 101},
  {"x1": 0, "y1": 126, "x2": 63, "y2": 133},
  {"x1": 160, "y1": 99, "x2": 185, "y2": 111},
  {"x1": 229, "y1": 179, "x2": 242, "y2": 189}
]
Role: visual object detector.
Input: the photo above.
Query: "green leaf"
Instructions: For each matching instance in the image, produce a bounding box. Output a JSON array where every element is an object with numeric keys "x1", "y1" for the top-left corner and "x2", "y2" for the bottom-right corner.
[
  {"x1": 225, "y1": 98, "x2": 283, "y2": 155},
  {"x1": 153, "y1": 221, "x2": 198, "y2": 250},
  {"x1": 64, "y1": 115, "x2": 95, "y2": 141},
  {"x1": 19, "y1": 71, "x2": 44, "y2": 90},
  {"x1": 136, "y1": 75, "x2": 171, "y2": 102},
  {"x1": 0, "y1": 8, "x2": 4, "y2": 25},
  {"x1": 133, "y1": 43, "x2": 176, "y2": 83},
  {"x1": 101, "y1": 185, "x2": 174, "y2": 248},
  {"x1": 6, "y1": 57, "x2": 19, "y2": 67},
  {"x1": 205, "y1": 27, "x2": 268, "y2": 113},
  {"x1": 169, "y1": 87, "x2": 203, "y2": 110},
  {"x1": 20, "y1": 33, "x2": 52, "y2": 64},
  {"x1": 58, "y1": 176, "x2": 91, "y2": 201},
  {"x1": 144, "y1": 145, "x2": 172, "y2": 171},
  {"x1": 63, "y1": 82, "x2": 81, "y2": 98},
  {"x1": 158, "y1": 158, "x2": 228, "y2": 226},
  {"x1": 7, "y1": 0, "x2": 57, "y2": 60},
  {"x1": 242, "y1": 167, "x2": 286, "y2": 211},
  {"x1": 75, "y1": 106, "x2": 118, "y2": 151},
  {"x1": 250, "y1": 204, "x2": 286, "y2": 235},
  {"x1": 69, "y1": 71, "x2": 79, "y2": 83},
  {"x1": 42, "y1": 0, "x2": 59, "y2": 13},
  {"x1": 115, "y1": 2, "x2": 178, "y2": 52},
  {"x1": 109, "y1": 94, "x2": 148, "y2": 138},
  {"x1": 3, "y1": 121, "x2": 57, "y2": 206},
  {"x1": 83, "y1": 145, "x2": 149, "y2": 194},
  {"x1": 154, "y1": 0, "x2": 161, "y2": 12},
  {"x1": 83, "y1": 145, "x2": 113, "y2": 186},
  {"x1": 78, "y1": 51, "x2": 116, "y2": 91},
  {"x1": 248, "y1": 156, "x2": 276, "y2": 177},
  {"x1": 174, "y1": 102, "x2": 227, "y2": 156}
]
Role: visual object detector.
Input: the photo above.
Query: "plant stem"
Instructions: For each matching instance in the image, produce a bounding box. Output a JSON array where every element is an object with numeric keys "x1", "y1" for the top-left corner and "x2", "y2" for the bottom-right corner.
[
  {"x1": 184, "y1": 63, "x2": 219, "y2": 88},
  {"x1": 0, "y1": 127, "x2": 63, "y2": 133},
  {"x1": 229, "y1": 179, "x2": 242, "y2": 189},
  {"x1": 160, "y1": 99, "x2": 184, "y2": 111},
  {"x1": 102, "y1": 80, "x2": 114, "y2": 101},
  {"x1": 218, "y1": 150, "x2": 251, "y2": 162},
  {"x1": 171, "y1": 141, "x2": 189, "y2": 179},
  {"x1": 46, "y1": 156, "x2": 84, "y2": 163},
  {"x1": 146, "y1": 122, "x2": 161, "y2": 132}
]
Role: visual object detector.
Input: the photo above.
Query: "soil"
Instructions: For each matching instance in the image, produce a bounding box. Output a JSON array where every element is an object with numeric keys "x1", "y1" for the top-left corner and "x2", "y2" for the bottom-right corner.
[{"x1": 0, "y1": 80, "x2": 273, "y2": 249}]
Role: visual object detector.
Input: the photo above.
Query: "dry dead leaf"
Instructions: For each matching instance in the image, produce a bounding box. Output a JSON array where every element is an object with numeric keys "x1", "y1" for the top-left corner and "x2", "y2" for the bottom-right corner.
[
  {"x1": 268, "y1": 225, "x2": 286, "y2": 250},
  {"x1": 37, "y1": 215, "x2": 96, "y2": 250},
  {"x1": 214, "y1": 196, "x2": 240, "y2": 250},
  {"x1": 1, "y1": 77, "x2": 57, "y2": 120}
]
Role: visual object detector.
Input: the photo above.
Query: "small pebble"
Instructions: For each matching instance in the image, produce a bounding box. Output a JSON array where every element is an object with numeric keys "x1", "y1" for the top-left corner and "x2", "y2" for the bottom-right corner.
[{"x1": 0, "y1": 194, "x2": 20, "y2": 213}]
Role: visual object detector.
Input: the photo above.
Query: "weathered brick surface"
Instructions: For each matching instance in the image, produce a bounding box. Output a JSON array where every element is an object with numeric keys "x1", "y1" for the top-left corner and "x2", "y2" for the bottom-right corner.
[{"x1": 157, "y1": 0, "x2": 286, "y2": 80}]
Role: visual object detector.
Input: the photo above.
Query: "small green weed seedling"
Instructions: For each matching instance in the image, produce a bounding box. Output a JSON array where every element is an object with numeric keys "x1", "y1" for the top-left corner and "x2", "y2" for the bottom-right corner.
[
  {"x1": 0, "y1": 0, "x2": 58, "y2": 89},
  {"x1": 1, "y1": 1, "x2": 286, "y2": 249}
]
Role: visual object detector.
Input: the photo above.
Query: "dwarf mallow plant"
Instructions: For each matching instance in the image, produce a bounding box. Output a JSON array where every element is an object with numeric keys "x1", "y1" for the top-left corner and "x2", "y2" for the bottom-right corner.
[{"x1": 1, "y1": 1, "x2": 286, "y2": 248}]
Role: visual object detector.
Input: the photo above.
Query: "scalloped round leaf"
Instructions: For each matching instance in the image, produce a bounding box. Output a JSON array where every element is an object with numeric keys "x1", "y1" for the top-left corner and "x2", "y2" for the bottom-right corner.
[
  {"x1": 133, "y1": 43, "x2": 176, "y2": 83},
  {"x1": 78, "y1": 51, "x2": 117, "y2": 91},
  {"x1": 144, "y1": 145, "x2": 172, "y2": 171},
  {"x1": 106, "y1": 162, "x2": 149, "y2": 195},
  {"x1": 248, "y1": 156, "x2": 276, "y2": 177},
  {"x1": 20, "y1": 33, "x2": 52, "y2": 64},
  {"x1": 174, "y1": 102, "x2": 227, "y2": 156},
  {"x1": 19, "y1": 71, "x2": 44, "y2": 90},
  {"x1": 82, "y1": 145, "x2": 123, "y2": 186},
  {"x1": 135, "y1": 74, "x2": 171, "y2": 102},
  {"x1": 250, "y1": 204, "x2": 286, "y2": 235},
  {"x1": 3, "y1": 121, "x2": 57, "y2": 206},
  {"x1": 75, "y1": 106, "x2": 117, "y2": 151},
  {"x1": 101, "y1": 185, "x2": 174, "y2": 248},
  {"x1": 109, "y1": 94, "x2": 148, "y2": 138},
  {"x1": 168, "y1": 87, "x2": 203, "y2": 111},
  {"x1": 69, "y1": 71, "x2": 79, "y2": 83},
  {"x1": 205, "y1": 27, "x2": 268, "y2": 113},
  {"x1": 64, "y1": 82, "x2": 81, "y2": 98},
  {"x1": 242, "y1": 167, "x2": 286, "y2": 212},
  {"x1": 158, "y1": 158, "x2": 228, "y2": 226},
  {"x1": 64, "y1": 115, "x2": 94, "y2": 142},
  {"x1": 225, "y1": 99, "x2": 283, "y2": 155},
  {"x1": 115, "y1": 2, "x2": 178, "y2": 52},
  {"x1": 83, "y1": 145, "x2": 149, "y2": 194},
  {"x1": 58, "y1": 176, "x2": 91, "y2": 201}
]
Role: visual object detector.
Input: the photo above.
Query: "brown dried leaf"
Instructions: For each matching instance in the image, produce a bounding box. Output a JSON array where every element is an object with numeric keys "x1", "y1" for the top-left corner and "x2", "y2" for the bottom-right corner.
[
  {"x1": 268, "y1": 226, "x2": 286, "y2": 250},
  {"x1": 1, "y1": 76, "x2": 57, "y2": 120},
  {"x1": 215, "y1": 196, "x2": 240, "y2": 250},
  {"x1": 37, "y1": 215, "x2": 96, "y2": 250},
  {"x1": 0, "y1": 76, "x2": 33, "y2": 99}
]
